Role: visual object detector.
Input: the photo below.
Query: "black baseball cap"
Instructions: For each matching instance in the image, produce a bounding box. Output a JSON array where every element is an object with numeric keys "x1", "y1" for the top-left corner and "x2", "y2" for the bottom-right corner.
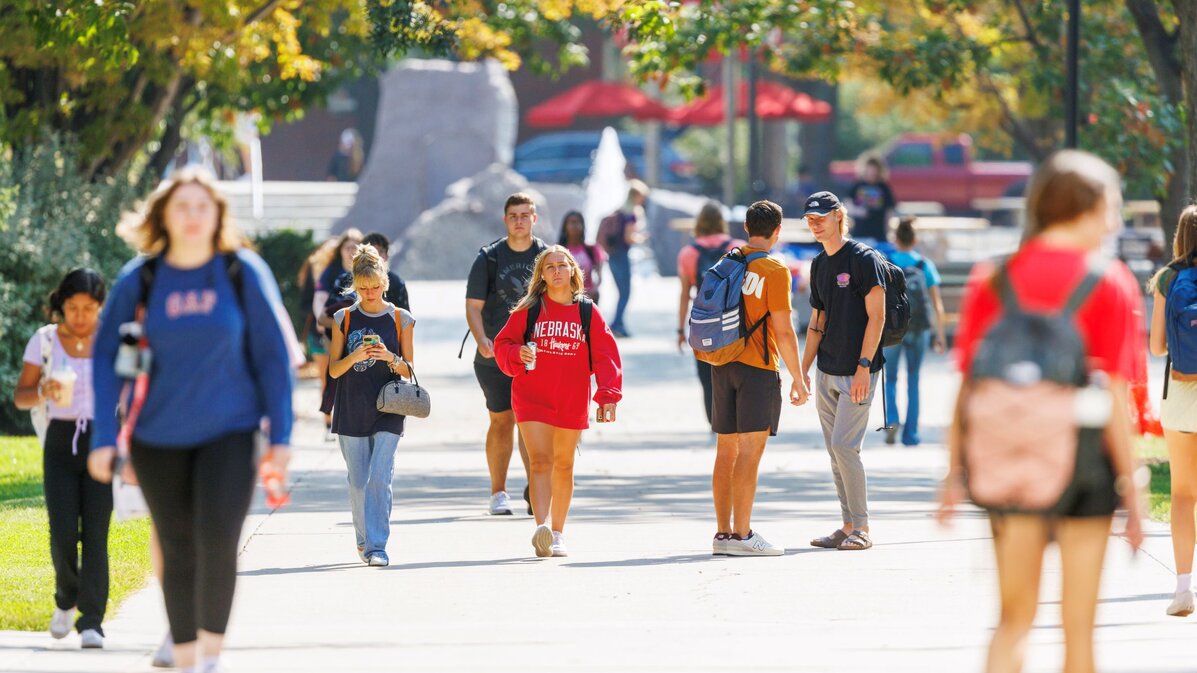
[{"x1": 803, "y1": 191, "x2": 841, "y2": 216}]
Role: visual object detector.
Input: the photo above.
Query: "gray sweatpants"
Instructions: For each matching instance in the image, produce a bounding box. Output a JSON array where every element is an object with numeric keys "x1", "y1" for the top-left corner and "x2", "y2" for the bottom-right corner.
[{"x1": 815, "y1": 370, "x2": 878, "y2": 529}]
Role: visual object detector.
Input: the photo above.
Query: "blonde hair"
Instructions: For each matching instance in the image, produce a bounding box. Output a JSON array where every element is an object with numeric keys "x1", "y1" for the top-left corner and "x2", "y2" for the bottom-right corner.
[
  {"x1": 118, "y1": 167, "x2": 244, "y2": 254},
  {"x1": 1022, "y1": 150, "x2": 1120, "y2": 243},
  {"x1": 349, "y1": 243, "x2": 390, "y2": 295},
  {"x1": 1150, "y1": 204, "x2": 1197, "y2": 291},
  {"x1": 511, "y1": 246, "x2": 585, "y2": 314}
]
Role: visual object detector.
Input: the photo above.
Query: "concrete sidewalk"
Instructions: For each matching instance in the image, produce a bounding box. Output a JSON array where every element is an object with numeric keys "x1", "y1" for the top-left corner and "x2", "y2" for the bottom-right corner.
[{"x1": 2, "y1": 277, "x2": 1192, "y2": 672}]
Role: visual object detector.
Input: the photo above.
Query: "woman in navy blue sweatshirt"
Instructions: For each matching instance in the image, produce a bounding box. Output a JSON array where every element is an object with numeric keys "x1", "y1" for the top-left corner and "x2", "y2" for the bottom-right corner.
[{"x1": 88, "y1": 168, "x2": 294, "y2": 673}]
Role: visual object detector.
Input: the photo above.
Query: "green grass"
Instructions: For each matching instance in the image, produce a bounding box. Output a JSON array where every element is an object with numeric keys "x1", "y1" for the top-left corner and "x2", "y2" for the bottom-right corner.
[
  {"x1": 1136, "y1": 435, "x2": 1172, "y2": 523},
  {"x1": 0, "y1": 436, "x2": 151, "y2": 631}
]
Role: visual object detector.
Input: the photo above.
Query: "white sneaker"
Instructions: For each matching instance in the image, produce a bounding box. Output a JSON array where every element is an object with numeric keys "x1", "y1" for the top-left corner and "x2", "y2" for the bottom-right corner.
[
  {"x1": 550, "y1": 531, "x2": 569, "y2": 557},
  {"x1": 80, "y1": 629, "x2": 103, "y2": 648},
  {"x1": 152, "y1": 632, "x2": 174, "y2": 668},
  {"x1": 532, "y1": 524, "x2": 553, "y2": 557},
  {"x1": 488, "y1": 491, "x2": 513, "y2": 515},
  {"x1": 49, "y1": 607, "x2": 74, "y2": 639},
  {"x1": 1166, "y1": 590, "x2": 1195, "y2": 617},
  {"x1": 712, "y1": 534, "x2": 730, "y2": 556},
  {"x1": 725, "y1": 531, "x2": 784, "y2": 556}
]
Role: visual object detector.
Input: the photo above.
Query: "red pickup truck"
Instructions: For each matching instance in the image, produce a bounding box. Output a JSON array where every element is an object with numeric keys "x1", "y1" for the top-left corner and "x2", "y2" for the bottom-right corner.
[{"x1": 830, "y1": 133, "x2": 1032, "y2": 213}]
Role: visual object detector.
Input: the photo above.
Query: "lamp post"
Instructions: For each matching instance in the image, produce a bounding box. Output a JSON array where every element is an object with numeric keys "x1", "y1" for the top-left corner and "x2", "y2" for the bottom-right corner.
[{"x1": 1065, "y1": 0, "x2": 1080, "y2": 149}]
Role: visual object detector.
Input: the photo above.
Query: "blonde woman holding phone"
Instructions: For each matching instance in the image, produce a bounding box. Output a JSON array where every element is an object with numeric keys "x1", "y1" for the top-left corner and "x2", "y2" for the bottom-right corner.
[{"x1": 328, "y1": 244, "x2": 416, "y2": 567}]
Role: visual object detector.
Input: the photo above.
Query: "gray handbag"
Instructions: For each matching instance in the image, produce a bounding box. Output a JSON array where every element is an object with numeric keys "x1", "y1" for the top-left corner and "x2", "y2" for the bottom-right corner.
[{"x1": 376, "y1": 360, "x2": 430, "y2": 418}]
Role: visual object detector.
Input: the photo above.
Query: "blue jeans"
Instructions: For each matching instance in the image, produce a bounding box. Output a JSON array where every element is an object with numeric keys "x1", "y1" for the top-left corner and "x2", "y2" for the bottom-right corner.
[
  {"x1": 883, "y1": 330, "x2": 929, "y2": 446},
  {"x1": 338, "y1": 432, "x2": 400, "y2": 554},
  {"x1": 607, "y1": 249, "x2": 631, "y2": 332}
]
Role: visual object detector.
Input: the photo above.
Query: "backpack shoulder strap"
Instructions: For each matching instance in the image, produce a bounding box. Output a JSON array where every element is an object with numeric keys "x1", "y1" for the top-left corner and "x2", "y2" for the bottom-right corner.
[
  {"x1": 340, "y1": 307, "x2": 352, "y2": 340},
  {"x1": 38, "y1": 324, "x2": 54, "y2": 375},
  {"x1": 223, "y1": 253, "x2": 246, "y2": 312},
  {"x1": 483, "y1": 239, "x2": 502, "y2": 293},
  {"x1": 522, "y1": 299, "x2": 543, "y2": 344},
  {"x1": 993, "y1": 258, "x2": 1021, "y2": 313},
  {"x1": 1062, "y1": 258, "x2": 1110, "y2": 315},
  {"x1": 138, "y1": 256, "x2": 159, "y2": 308},
  {"x1": 579, "y1": 296, "x2": 594, "y2": 372}
]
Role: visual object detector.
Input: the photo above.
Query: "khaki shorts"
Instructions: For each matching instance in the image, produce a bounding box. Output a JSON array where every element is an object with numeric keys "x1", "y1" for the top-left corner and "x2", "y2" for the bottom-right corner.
[{"x1": 1162, "y1": 379, "x2": 1197, "y2": 433}]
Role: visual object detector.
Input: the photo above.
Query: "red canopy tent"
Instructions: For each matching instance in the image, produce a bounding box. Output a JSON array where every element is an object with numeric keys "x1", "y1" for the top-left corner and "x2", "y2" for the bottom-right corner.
[
  {"x1": 668, "y1": 80, "x2": 831, "y2": 125},
  {"x1": 526, "y1": 81, "x2": 672, "y2": 128}
]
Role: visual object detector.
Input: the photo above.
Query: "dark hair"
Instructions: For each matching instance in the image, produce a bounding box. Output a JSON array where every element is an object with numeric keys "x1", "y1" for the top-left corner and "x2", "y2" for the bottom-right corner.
[
  {"x1": 558, "y1": 210, "x2": 586, "y2": 246},
  {"x1": 744, "y1": 200, "x2": 783, "y2": 238},
  {"x1": 504, "y1": 192, "x2": 536, "y2": 215},
  {"x1": 360, "y1": 232, "x2": 390, "y2": 254},
  {"x1": 895, "y1": 216, "x2": 917, "y2": 247},
  {"x1": 48, "y1": 268, "x2": 106, "y2": 318}
]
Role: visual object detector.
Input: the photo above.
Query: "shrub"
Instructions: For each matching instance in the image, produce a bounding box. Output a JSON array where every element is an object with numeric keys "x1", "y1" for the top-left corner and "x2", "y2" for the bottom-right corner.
[
  {"x1": 253, "y1": 228, "x2": 315, "y2": 335},
  {"x1": 0, "y1": 137, "x2": 142, "y2": 434}
]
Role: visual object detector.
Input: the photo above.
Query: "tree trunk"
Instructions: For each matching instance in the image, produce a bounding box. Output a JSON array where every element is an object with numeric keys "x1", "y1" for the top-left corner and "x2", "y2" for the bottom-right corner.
[{"x1": 1176, "y1": 0, "x2": 1197, "y2": 200}]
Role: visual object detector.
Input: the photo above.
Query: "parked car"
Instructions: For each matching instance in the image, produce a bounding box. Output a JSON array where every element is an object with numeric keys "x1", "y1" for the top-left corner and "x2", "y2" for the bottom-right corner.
[
  {"x1": 830, "y1": 133, "x2": 1032, "y2": 213},
  {"x1": 514, "y1": 131, "x2": 699, "y2": 190}
]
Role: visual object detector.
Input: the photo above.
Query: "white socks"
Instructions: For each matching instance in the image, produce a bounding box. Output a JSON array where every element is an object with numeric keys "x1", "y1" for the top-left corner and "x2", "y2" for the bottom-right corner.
[{"x1": 1178, "y1": 573, "x2": 1193, "y2": 595}]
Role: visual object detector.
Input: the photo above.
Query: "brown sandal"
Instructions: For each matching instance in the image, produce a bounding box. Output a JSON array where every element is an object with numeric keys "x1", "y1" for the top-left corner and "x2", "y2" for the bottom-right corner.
[
  {"x1": 810, "y1": 529, "x2": 849, "y2": 549},
  {"x1": 838, "y1": 530, "x2": 873, "y2": 550}
]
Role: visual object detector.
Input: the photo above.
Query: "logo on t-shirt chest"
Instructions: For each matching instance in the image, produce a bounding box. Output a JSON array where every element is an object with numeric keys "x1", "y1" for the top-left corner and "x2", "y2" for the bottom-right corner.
[{"x1": 836, "y1": 273, "x2": 851, "y2": 288}]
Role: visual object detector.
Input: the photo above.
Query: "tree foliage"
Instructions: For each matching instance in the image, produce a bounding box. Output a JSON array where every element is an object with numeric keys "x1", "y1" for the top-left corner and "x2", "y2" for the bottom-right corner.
[
  {"x1": 0, "y1": 1, "x2": 375, "y2": 181},
  {"x1": 371, "y1": 0, "x2": 1195, "y2": 238}
]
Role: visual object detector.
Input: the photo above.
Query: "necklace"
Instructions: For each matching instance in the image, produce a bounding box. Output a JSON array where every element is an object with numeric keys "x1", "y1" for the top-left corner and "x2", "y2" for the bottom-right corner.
[{"x1": 59, "y1": 326, "x2": 91, "y2": 353}]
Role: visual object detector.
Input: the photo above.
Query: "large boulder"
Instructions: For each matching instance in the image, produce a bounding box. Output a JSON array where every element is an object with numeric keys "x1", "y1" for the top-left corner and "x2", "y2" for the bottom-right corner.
[
  {"x1": 335, "y1": 59, "x2": 517, "y2": 241},
  {"x1": 395, "y1": 164, "x2": 555, "y2": 281},
  {"x1": 644, "y1": 188, "x2": 712, "y2": 277}
]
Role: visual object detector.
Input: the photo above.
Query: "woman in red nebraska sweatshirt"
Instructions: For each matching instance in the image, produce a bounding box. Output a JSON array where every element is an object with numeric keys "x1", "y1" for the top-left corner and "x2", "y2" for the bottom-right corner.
[{"x1": 495, "y1": 246, "x2": 622, "y2": 558}]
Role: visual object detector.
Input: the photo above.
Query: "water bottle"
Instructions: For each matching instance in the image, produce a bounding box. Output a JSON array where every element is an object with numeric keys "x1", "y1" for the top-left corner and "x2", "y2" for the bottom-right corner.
[{"x1": 115, "y1": 322, "x2": 142, "y2": 379}]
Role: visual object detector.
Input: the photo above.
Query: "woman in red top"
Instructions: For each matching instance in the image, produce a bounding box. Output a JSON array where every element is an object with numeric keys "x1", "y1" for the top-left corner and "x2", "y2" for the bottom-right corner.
[
  {"x1": 938, "y1": 150, "x2": 1145, "y2": 673},
  {"x1": 495, "y1": 246, "x2": 622, "y2": 558}
]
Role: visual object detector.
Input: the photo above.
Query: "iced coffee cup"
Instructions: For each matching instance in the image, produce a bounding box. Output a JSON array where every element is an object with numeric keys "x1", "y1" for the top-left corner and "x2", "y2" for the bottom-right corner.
[{"x1": 50, "y1": 366, "x2": 77, "y2": 408}]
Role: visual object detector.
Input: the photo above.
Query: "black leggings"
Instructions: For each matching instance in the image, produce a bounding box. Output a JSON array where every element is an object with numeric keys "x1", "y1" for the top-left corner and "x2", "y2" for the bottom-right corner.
[
  {"x1": 131, "y1": 431, "x2": 256, "y2": 644},
  {"x1": 44, "y1": 419, "x2": 112, "y2": 634}
]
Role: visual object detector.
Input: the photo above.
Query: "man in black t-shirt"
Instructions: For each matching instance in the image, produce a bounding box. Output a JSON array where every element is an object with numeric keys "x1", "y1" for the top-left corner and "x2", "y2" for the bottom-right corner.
[
  {"x1": 846, "y1": 155, "x2": 896, "y2": 242},
  {"x1": 465, "y1": 193, "x2": 548, "y2": 516},
  {"x1": 800, "y1": 191, "x2": 886, "y2": 552}
]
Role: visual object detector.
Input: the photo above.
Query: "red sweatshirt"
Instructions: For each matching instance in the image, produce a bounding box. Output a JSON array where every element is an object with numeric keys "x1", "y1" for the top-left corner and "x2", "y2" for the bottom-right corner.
[{"x1": 495, "y1": 297, "x2": 623, "y2": 429}]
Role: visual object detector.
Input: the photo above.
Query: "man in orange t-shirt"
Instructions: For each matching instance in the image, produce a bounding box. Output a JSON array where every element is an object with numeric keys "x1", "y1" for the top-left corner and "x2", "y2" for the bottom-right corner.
[{"x1": 710, "y1": 200, "x2": 809, "y2": 557}]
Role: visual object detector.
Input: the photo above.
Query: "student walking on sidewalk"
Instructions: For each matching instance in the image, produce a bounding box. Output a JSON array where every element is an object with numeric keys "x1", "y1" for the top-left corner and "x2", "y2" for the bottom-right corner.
[
  {"x1": 1147, "y1": 204, "x2": 1197, "y2": 617},
  {"x1": 329, "y1": 244, "x2": 416, "y2": 567},
  {"x1": 939, "y1": 150, "x2": 1145, "y2": 673},
  {"x1": 801, "y1": 191, "x2": 887, "y2": 552},
  {"x1": 559, "y1": 210, "x2": 605, "y2": 303},
  {"x1": 597, "y1": 179, "x2": 649, "y2": 337},
  {"x1": 702, "y1": 201, "x2": 809, "y2": 557},
  {"x1": 88, "y1": 168, "x2": 295, "y2": 673},
  {"x1": 466, "y1": 193, "x2": 549, "y2": 516},
  {"x1": 882, "y1": 217, "x2": 947, "y2": 446},
  {"x1": 495, "y1": 247, "x2": 622, "y2": 557},
  {"x1": 13, "y1": 269, "x2": 110, "y2": 649}
]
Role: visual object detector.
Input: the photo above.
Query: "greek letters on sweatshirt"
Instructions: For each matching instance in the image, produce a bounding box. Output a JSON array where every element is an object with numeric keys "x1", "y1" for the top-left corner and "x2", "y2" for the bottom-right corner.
[
  {"x1": 494, "y1": 297, "x2": 622, "y2": 430},
  {"x1": 92, "y1": 250, "x2": 294, "y2": 449}
]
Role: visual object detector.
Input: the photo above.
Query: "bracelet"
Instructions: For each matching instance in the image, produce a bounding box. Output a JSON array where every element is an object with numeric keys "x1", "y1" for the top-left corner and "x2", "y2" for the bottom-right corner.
[{"x1": 676, "y1": 328, "x2": 684, "y2": 335}]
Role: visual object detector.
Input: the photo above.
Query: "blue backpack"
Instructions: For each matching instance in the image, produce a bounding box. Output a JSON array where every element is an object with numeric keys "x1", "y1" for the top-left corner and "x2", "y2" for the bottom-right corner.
[
  {"x1": 688, "y1": 249, "x2": 770, "y2": 366},
  {"x1": 1165, "y1": 262, "x2": 1197, "y2": 393}
]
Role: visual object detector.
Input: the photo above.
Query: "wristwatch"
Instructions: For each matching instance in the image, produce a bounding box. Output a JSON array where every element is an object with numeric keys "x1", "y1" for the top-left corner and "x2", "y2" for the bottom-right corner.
[{"x1": 857, "y1": 357, "x2": 872, "y2": 369}]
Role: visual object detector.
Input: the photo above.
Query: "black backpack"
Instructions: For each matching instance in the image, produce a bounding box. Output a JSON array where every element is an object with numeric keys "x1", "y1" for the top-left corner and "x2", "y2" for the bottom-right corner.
[
  {"x1": 139, "y1": 253, "x2": 245, "y2": 310},
  {"x1": 872, "y1": 250, "x2": 910, "y2": 348},
  {"x1": 902, "y1": 259, "x2": 935, "y2": 333},
  {"x1": 523, "y1": 296, "x2": 594, "y2": 371},
  {"x1": 691, "y1": 239, "x2": 735, "y2": 281}
]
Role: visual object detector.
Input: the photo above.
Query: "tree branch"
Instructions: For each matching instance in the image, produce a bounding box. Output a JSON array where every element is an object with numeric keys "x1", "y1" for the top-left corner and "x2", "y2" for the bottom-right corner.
[
  {"x1": 1126, "y1": 0, "x2": 1183, "y2": 103},
  {"x1": 1005, "y1": 0, "x2": 1045, "y2": 53}
]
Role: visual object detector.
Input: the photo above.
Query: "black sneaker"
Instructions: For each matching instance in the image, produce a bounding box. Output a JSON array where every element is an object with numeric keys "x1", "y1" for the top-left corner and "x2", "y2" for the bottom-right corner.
[{"x1": 523, "y1": 484, "x2": 533, "y2": 515}]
